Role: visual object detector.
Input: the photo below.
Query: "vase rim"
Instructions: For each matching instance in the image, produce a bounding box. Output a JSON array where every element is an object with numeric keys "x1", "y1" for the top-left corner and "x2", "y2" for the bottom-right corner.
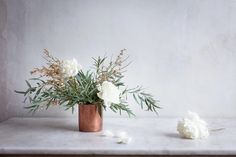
[{"x1": 79, "y1": 104, "x2": 97, "y2": 106}]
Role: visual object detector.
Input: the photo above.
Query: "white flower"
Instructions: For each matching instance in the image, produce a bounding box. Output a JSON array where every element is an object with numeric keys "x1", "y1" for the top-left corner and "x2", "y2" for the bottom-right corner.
[
  {"x1": 60, "y1": 58, "x2": 82, "y2": 78},
  {"x1": 177, "y1": 111, "x2": 209, "y2": 139},
  {"x1": 97, "y1": 81, "x2": 120, "y2": 104}
]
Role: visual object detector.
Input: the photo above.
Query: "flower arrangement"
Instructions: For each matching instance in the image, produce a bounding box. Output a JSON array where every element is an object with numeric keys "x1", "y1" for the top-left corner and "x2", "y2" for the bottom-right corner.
[{"x1": 15, "y1": 49, "x2": 160, "y2": 116}]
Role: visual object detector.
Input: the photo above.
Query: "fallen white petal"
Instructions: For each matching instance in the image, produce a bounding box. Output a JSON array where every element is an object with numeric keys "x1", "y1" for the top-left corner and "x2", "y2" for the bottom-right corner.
[
  {"x1": 114, "y1": 131, "x2": 127, "y2": 138},
  {"x1": 100, "y1": 130, "x2": 114, "y2": 137},
  {"x1": 117, "y1": 136, "x2": 132, "y2": 144}
]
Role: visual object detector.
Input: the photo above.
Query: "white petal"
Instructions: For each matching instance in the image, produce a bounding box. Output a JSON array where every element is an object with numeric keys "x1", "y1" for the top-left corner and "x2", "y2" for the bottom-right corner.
[
  {"x1": 117, "y1": 136, "x2": 132, "y2": 144},
  {"x1": 96, "y1": 84, "x2": 102, "y2": 92},
  {"x1": 97, "y1": 92, "x2": 103, "y2": 99},
  {"x1": 115, "y1": 131, "x2": 127, "y2": 138},
  {"x1": 100, "y1": 130, "x2": 114, "y2": 137}
]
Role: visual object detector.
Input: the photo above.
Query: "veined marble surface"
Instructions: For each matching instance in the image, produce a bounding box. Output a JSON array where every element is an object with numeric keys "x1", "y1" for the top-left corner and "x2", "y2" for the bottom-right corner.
[{"x1": 0, "y1": 117, "x2": 235, "y2": 155}]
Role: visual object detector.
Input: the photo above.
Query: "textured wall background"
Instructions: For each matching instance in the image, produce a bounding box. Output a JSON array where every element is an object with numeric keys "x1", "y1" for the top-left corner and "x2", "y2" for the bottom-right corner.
[{"x1": 1, "y1": 0, "x2": 236, "y2": 121}]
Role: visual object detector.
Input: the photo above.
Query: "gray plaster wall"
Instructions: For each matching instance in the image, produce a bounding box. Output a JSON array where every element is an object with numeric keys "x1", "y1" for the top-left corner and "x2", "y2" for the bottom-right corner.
[
  {"x1": 0, "y1": 0, "x2": 8, "y2": 121},
  {"x1": 0, "y1": 0, "x2": 236, "y2": 121}
]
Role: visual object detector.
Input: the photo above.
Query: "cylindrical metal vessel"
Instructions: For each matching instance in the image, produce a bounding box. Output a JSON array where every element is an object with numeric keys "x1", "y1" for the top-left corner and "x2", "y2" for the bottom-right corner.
[{"x1": 79, "y1": 104, "x2": 102, "y2": 132}]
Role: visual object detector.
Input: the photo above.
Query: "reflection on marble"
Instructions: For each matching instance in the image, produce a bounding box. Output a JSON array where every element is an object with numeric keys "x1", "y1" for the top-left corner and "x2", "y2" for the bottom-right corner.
[{"x1": 0, "y1": 117, "x2": 235, "y2": 155}]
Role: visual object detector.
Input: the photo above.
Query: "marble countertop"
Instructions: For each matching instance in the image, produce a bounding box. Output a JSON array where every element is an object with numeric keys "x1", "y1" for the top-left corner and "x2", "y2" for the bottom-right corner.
[{"x1": 0, "y1": 117, "x2": 235, "y2": 155}]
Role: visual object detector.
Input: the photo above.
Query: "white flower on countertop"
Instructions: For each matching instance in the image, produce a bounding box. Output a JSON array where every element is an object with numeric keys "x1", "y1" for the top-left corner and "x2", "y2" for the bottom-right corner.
[
  {"x1": 177, "y1": 111, "x2": 209, "y2": 139},
  {"x1": 60, "y1": 58, "x2": 82, "y2": 78},
  {"x1": 97, "y1": 81, "x2": 120, "y2": 104}
]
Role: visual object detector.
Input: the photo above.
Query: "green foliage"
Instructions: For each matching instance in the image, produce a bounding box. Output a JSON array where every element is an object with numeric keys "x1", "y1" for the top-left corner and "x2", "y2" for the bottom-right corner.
[
  {"x1": 15, "y1": 78, "x2": 53, "y2": 113},
  {"x1": 92, "y1": 54, "x2": 160, "y2": 116},
  {"x1": 110, "y1": 103, "x2": 135, "y2": 117},
  {"x1": 15, "y1": 51, "x2": 161, "y2": 116},
  {"x1": 130, "y1": 87, "x2": 161, "y2": 113},
  {"x1": 76, "y1": 71, "x2": 102, "y2": 105},
  {"x1": 15, "y1": 72, "x2": 102, "y2": 113}
]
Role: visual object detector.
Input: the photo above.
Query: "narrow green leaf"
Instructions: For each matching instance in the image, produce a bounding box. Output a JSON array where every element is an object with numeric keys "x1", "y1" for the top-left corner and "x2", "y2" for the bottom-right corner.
[
  {"x1": 25, "y1": 80, "x2": 32, "y2": 88},
  {"x1": 14, "y1": 90, "x2": 26, "y2": 94}
]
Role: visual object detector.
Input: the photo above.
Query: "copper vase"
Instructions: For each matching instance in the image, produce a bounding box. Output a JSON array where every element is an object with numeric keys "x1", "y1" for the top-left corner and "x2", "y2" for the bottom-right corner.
[{"x1": 79, "y1": 104, "x2": 103, "y2": 132}]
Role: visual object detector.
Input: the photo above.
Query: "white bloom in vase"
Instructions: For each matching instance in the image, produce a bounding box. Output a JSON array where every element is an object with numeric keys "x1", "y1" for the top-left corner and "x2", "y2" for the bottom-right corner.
[
  {"x1": 60, "y1": 58, "x2": 82, "y2": 78},
  {"x1": 177, "y1": 111, "x2": 209, "y2": 139},
  {"x1": 97, "y1": 81, "x2": 120, "y2": 105}
]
